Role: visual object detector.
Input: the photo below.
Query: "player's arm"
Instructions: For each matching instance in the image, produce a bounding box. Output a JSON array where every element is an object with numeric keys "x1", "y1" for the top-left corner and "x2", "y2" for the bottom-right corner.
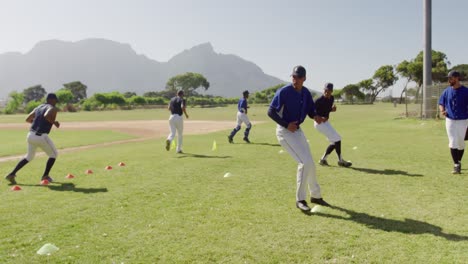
[
  {"x1": 439, "y1": 104, "x2": 447, "y2": 117},
  {"x1": 44, "y1": 107, "x2": 60, "y2": 128},
  {"x1": 182, "y1": 100, "x2": 189, "y2": 119},
  {"x1": 25, "y1": 110, "x2": 36, "y2": 123},
  {"x1": 308, "y1": 99, "x2": 323, "y2": 124},
  {"x1": 438, "y1": 92, "x2": 447, "y2": 117}
]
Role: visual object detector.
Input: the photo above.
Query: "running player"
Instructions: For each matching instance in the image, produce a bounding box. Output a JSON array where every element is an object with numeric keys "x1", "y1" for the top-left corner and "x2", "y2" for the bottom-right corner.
[
  {"x1": 166, "y1": 90, "x2": 189, "y2": 154},
  {"x1": 438, "y1": 70, "x2": 468, "y2": 174},
  {"x1": 228, "y1": 90, "x2": 251, "y2": 143},
  {"x1": 268, "y1": 65, "x2": 331, "y2": 212},
  {"x1": 315, "y1": 83, "x2": 352, "y2": 167},
  {"x1": 5, "y1": 93, "x2": 60, "y2": 184}
]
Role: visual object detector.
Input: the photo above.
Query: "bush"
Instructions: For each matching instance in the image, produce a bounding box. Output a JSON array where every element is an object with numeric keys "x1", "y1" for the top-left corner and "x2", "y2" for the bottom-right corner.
[{"x1": 25, "y1": 100, "x2": 42, "y2": 113}]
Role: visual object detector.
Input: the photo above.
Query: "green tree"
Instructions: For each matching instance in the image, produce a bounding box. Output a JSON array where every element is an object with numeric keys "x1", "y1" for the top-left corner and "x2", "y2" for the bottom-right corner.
[
  {"x1": 56, "y1": 89, "x2": 74, "y2": 104},
  {"x1": 397, "y1": 50, "x2": 449, "y2": 101},
  {"x1": 342, "y1": 84, "x2": 364, "y2": 104},
  {"x1": 63, "y1": 81, "x2": 87, "y2": 103},
  {"x1": 165, "y1": 72, "x2": 210, "y2": 96},
  {"x1": 357, "y1": 79, "x2": 374, "y2": 103},
  {"x1": 123, "y1": 92, "x2": 137, "y2": 98},
  {"x1": 4, "y1": 91, "x2": 24, "y2": 114},
  {"x1": 23, "y1": 84, "x2": 46, "y2": 103},
  {"x1": 369, "y1": 65, "x2": 398, "y2": 103}
]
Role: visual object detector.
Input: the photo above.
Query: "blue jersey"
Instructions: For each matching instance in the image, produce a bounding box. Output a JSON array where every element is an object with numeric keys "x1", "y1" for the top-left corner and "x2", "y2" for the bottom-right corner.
[
  {"x1": 238, "y1": 98, "x2": 248, "y2": 113},
  {"x1": 438, "y1": 85, "x2": 468, "y2": 120},
  {"x1": 269, "y1": 84, "x2": 316, "y2": 126},
  {"x1": 30, "y1": 104, "x2": 54, "y2": 134}
]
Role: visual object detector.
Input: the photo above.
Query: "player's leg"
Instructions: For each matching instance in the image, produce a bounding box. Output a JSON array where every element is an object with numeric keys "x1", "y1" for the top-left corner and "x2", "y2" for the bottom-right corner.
[
  {"x1": 39, "y1": 135, "x2": 58, "y2": 181},
  {"x1": 5, "y1": 132, "x2": 37, "y2": 184},
  {"x1": 276, "y1": 127, "x2": 325, "y2": 210},
  {"x1": 175, "y1": 115, "x2": 183, "y2": 153},
  {"x1": 166, "y1": 115, "x2": 177, "y2": 151},
  {"x1": 242, "y1": 114, "x2": 251, "y2": 143},
  {"x1": 228, "y1": 112, "x2": 242, "y2": 143},
  {"x1": 446, "y1": 118, "x2": 461, "y2": 173}
]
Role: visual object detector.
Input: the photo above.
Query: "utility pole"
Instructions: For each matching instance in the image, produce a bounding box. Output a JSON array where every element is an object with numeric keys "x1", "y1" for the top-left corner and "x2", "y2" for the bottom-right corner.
[{"x1": 423, "y1": 0, "x2": 432, "y2": 118}]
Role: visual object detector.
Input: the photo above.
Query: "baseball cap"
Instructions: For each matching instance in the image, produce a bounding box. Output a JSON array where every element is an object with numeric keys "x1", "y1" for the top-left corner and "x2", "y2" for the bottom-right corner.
[
  {"x1": 177, "y1": 89, "x2": 184, "y2": 96},
  {"x1": 46, "y1": 93, "x2": 58, "y2": 101},
  {"x1": 292, "y1": 65, "x2": 306, "y2": 78},
  {"x1": 243, "y1": 90, "x2": 250, "y2": 95},
  {"x1": 447, "y1": 70, "x2": 461, "y2": 78},
  {"x1": 324, "y1": 83, "x2": 334, "y2": 90}
]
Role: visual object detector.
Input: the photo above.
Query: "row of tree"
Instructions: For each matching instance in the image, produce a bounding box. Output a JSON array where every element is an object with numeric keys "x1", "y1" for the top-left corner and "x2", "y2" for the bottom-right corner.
[
  {"x1": 331, "y1": 50, "x2": 467, "y2": 104},
  {"x1": 2, "y1": 72, "x2": 233, "y2": 114}
]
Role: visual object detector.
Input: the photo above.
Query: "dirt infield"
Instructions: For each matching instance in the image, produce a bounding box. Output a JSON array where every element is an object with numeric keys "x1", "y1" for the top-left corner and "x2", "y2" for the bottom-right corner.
[{"x1": 0, "y1": 120, "x2": 263, "y2": 162}]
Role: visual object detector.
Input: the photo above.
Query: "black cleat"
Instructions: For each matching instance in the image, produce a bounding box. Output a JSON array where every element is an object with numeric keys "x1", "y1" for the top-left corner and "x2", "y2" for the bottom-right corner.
[
  {"x1": 5, "y1": 174, "x2": 17, "y2": 185},
  {"x1": 338, "y1": 160, "x2": 352, "y2": 167},
  {"x1": 41, "y1": 175, "x2": 54, "y2": 183},
  {"x1": 165, "y1": 140, "x2": 170, "y2": 151},
  {"x1": 310, "y1": 198, "x2": 332, "y2": 207},
  {"x1": 228, "y1": 136, "x2": 233, "y2": 144},
  {"x1": 243, "y1": 137, "x2": 251, "y2": 144},
  {"x1": 296, "y1": 200, "x2": 311, "y2": 211},
  {"x1": 176, "y1": 150, "x2": 184, "y2": 154},
  {"x1": 452, "y1": 164, "x2": 461, "y2": 174},
  {"x1": 319, "y1": 159, "x2": 329, "y2": 166}
]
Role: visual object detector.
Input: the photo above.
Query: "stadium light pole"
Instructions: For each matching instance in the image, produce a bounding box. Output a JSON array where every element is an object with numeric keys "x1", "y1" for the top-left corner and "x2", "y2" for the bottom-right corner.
[{"x1": 423, "y1": 0, "x2": 432, "y2": 118}]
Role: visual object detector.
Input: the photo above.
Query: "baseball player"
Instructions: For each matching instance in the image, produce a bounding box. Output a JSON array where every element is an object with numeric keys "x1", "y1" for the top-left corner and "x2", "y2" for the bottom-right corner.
[
  {"x1": 165, "y1": 90, "x2": 189, "y2": 154},
  {"x1": 438, "y1": 70, "x2": 468, "y2": 174},
  {"x1": 5, "y1": 93, "x2": 60, "y2": 185},
  {"x1": 314, "y1": 83, "x2": 352, "y2": 167},
  {"x1": 228, "y1": 90, "x2": 252, "y2": 143},
  {"x1": 268, "y1": 65, "x2": 331, "y2": 212}
]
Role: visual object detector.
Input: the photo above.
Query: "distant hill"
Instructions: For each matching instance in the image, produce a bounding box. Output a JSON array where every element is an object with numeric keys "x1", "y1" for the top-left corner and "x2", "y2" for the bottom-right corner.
[{"x1": 0, "y1": 39, "x2": 286, "y2": 99}]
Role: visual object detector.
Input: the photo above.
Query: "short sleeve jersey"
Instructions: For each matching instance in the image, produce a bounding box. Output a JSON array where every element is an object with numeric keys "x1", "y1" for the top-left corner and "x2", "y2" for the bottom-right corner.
[
  {"x1": 315, "y1": 95, "x2": 334, "y2": 118},
  {"x1": 438, "y1": 85, "x2": 468, "y2": 120},
  {"x1": 238, "y1": 98, "x2": 248, "y2": 113},
  {"x1": 169, "y1": 96, "x2": 186, "y2": 115},
  {"x1": 269, "y1": 84, "x2": 316, "y2": 126},
  {"x1": 30, "y1": 104, "x2": 54, "y2": 134}
]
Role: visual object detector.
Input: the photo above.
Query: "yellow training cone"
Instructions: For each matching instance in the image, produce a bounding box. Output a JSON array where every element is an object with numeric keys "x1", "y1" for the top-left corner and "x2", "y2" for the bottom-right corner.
[{"x1": 212, "y1": 140, "x2": 217, "y2": 151}]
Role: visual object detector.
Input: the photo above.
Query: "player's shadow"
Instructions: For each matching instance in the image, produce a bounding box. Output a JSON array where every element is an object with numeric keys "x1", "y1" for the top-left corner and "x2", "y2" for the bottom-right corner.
[
  {"x1": 350, "y1": 167, "x2": 423, "y2": 177},
  {"x1": 313, "y1": 206, "x2": 467, "y2": 241},
  {"x1": 176, "y1": 152, "x2": 232, "y2": 159},
  {"x1": 249, "y1": 142, "x2": 281, "y2": 147},
  {"x1": 18, "y1": 182, "x2": 108, "y2": 193}
]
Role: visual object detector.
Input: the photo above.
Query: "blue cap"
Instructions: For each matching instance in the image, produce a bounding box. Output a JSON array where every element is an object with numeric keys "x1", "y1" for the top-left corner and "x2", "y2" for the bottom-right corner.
[
  {"x1": 292, "y1": 66, "x2": 306, "y2": 78},
  {"x1": 324, "y1": 83, "x2": 334, "y2": 90},
  {"x1": 447, "y1": 70, "x2": 461, "y2": 78}
]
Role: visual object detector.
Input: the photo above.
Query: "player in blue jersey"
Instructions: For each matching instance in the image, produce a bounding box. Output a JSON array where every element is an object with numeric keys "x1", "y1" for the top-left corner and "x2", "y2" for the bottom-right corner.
[
  {"x1": 268, "y1": 65, "x2": 331, "y2": 212},
  {"x1": 5, "y1": 93, "x2": 60, "y2": 184},
  {"x1": 438, "y1": 70, "x2": 468, "y2": 174},
  {"x1": 228, "y1": 90, "x2": 251, "y2": 143},
  {"x1": 314, "y1": 83, "x2": 352, "y2": 167}
]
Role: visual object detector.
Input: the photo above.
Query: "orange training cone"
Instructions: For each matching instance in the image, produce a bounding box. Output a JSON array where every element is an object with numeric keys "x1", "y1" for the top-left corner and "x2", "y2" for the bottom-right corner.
[
  {"x1": 11, "y1": 185, "x2": 22, "y2": 191},
  {"x1": 85, "y1": 169, "x2": 93, "y2": 174},
  {"x1": 105, "y1": 166, "x2": 112, "y2": 170},
  {"x1": 118, "y1": 162, "x2": 125, "y2": 167},
  {"x1": 40, "y1": 179, "x2": 49, "y2": 185},
  {"x1": 65, "y1": 173, "x2": 75, "y2": 179}
]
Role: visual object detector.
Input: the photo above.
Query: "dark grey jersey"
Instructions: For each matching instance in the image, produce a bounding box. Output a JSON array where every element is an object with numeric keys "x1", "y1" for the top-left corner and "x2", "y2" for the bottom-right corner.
[{"x1": 169, "y1": 97, "x2": 185, "y2": 115}]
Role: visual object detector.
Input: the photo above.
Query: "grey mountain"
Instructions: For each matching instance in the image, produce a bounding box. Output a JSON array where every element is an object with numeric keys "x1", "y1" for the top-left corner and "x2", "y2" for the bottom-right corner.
[{"x1": 0, "y1": 39, "x2": 285, "y2": 99}]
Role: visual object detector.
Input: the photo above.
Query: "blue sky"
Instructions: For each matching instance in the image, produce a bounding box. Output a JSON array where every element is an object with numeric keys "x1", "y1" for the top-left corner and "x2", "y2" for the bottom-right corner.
[{"x1": 0, "y1": 0, "x2": 466, "y2": 95}]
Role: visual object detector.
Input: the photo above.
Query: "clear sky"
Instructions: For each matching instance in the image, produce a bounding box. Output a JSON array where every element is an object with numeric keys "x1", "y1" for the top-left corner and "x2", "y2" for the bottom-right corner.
[{"x1": 0, "y1": 0, "x2": 466, "y2": 95}]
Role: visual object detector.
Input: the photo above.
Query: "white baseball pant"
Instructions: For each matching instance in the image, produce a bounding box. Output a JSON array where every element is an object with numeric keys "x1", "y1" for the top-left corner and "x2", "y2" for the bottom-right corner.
[
  {"x1": 25, "y1": 131, "x2": 58, "y2": 161},
  {"x1": 276, "y1": 125, "x2": 322, "y2": 201},
  {"x1": 314, "y1": 121, "x2": 341, "y2": 143},
  {"x1": 236, "y1": 112, "x2": 251, "y2": 127},
  {"x1": 167, "y1": 114, "x2": 184, "y2": 152},
  {"x1": 445, "y1": 118, "x2": 468, "y2": 149}
]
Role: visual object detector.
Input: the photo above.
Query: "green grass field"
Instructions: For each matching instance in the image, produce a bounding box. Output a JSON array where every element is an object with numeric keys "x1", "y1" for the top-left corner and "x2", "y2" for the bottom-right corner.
[{"x1": 0, "y1": 104, "x2": 466, "y2": 263}]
